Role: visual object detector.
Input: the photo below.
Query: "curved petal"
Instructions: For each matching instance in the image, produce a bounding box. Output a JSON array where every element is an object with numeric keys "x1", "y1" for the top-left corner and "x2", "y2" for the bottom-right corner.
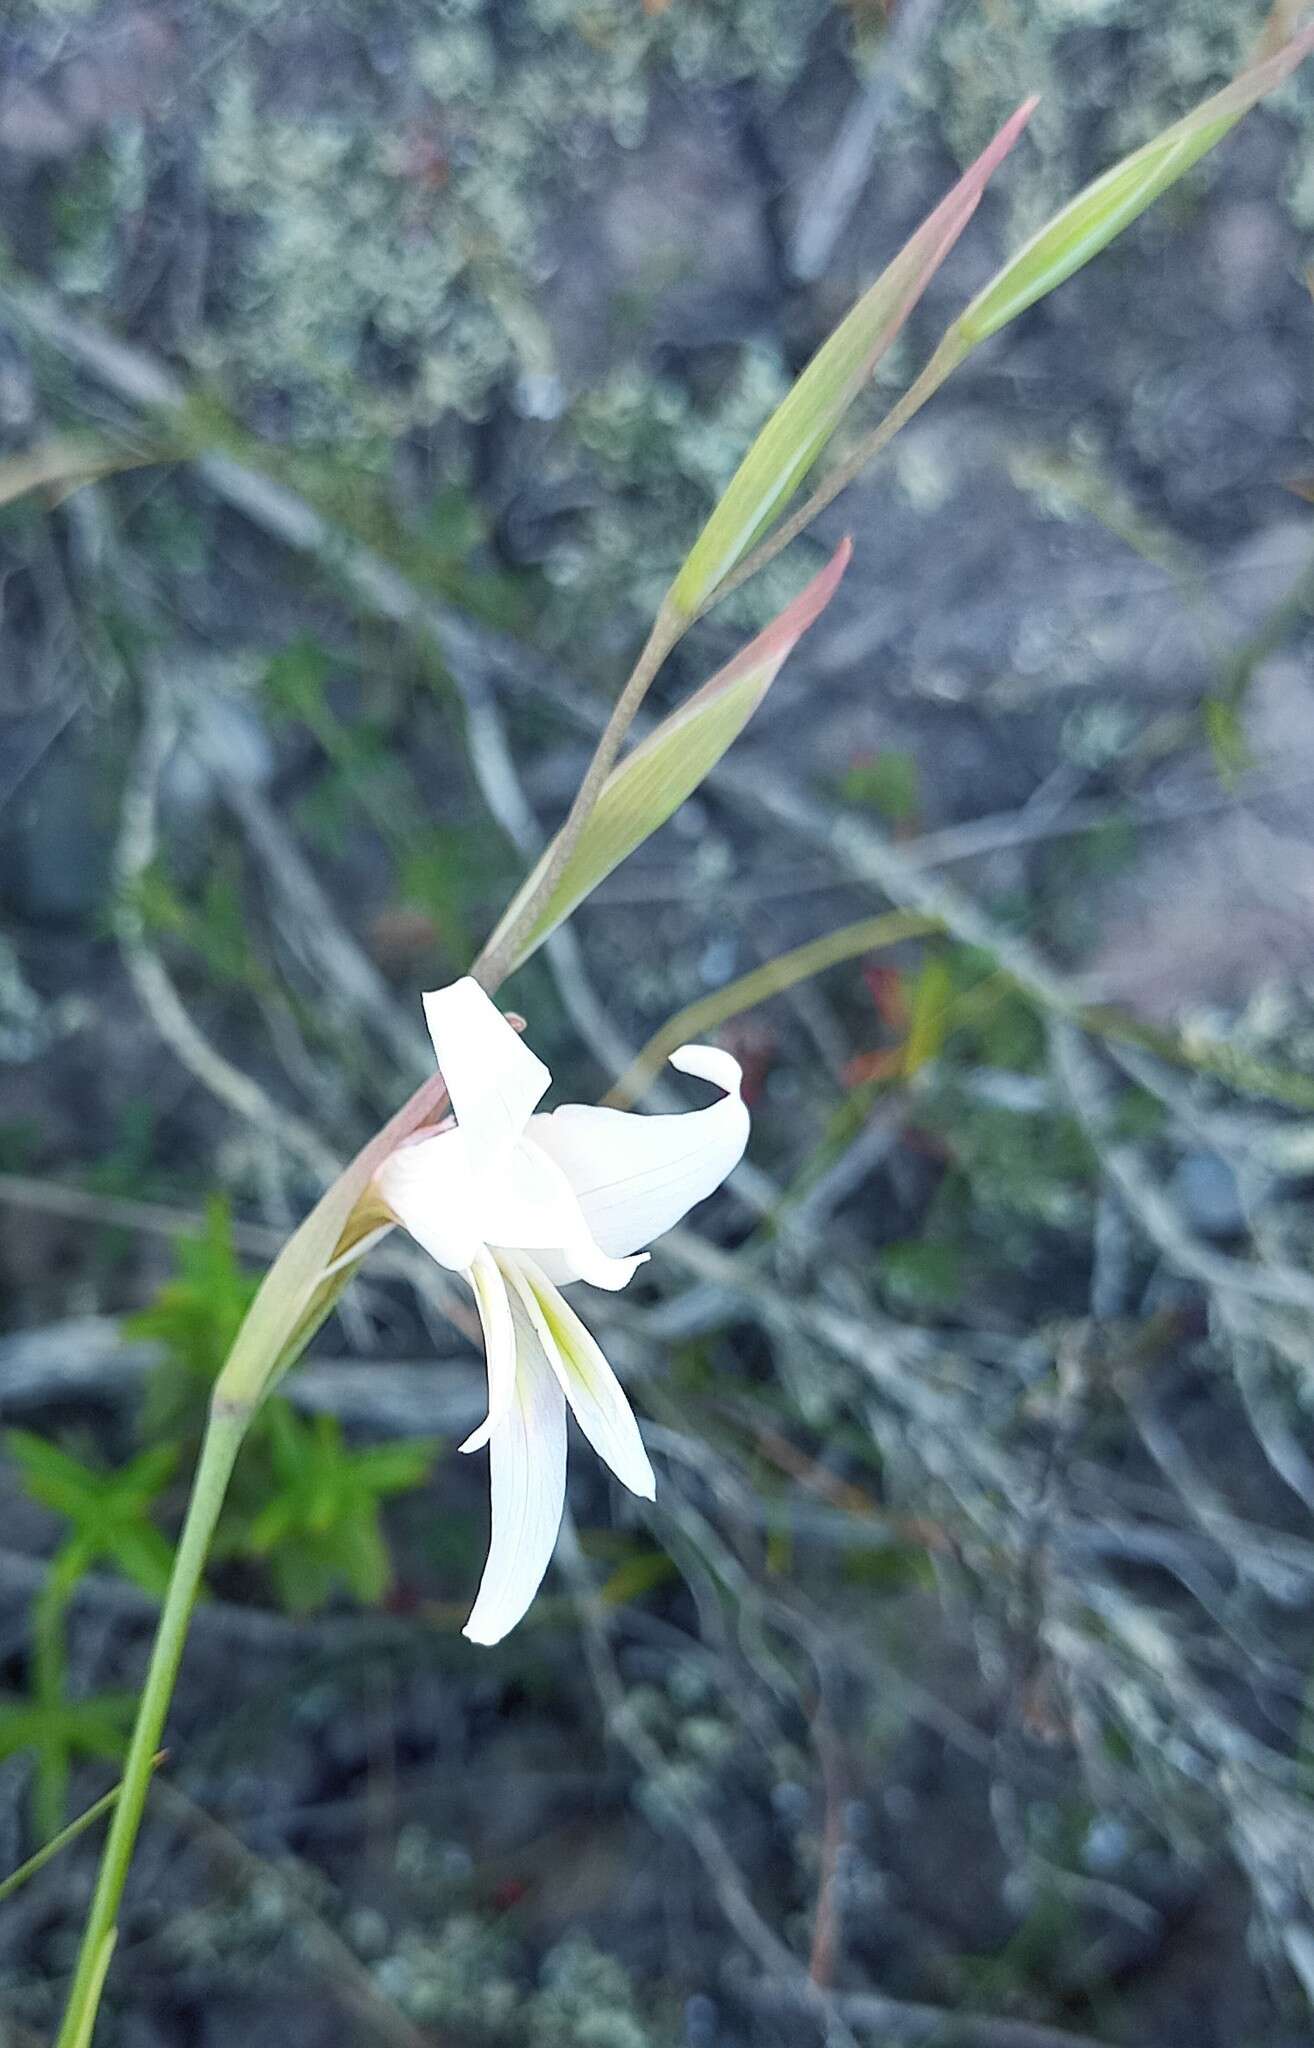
[
  {"x1": 459, "y1": 1246, "x2": 518, "y2": 1456},
  {"x1": 374, "y1": 1125, "x2": 484, "y2": 1273},
  {"x1": 480, "y1": 1140, "x2": 646, "y2": 1292},
  {"x1": 508, "y1": 1257, "x2": 656, "y2": 1499},
  {"x1": 526, "y1": 1043, "x2": 749, "y2": 1258},
  {"x1": 463, "y1": 1289, "x2": 567, "y2": 1646},
  {"x1": 423, "y1": 978, "x2": 549, "y2": 1168}
]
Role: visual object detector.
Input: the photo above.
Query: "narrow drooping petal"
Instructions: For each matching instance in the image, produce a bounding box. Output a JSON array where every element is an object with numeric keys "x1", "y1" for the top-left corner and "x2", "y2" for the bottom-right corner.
[
  {"x1": 479, "y1": 1139, "x2": 646, "y2": 1292},
  {"x1": 527, "y1": 1044, "x2": 748, "y2": 1259},
  {"x1": 507, "y1": 1256, "x2": 656, "y2": 1500},
  {"x1": 374, "y1": 1125, "x2": 485, "y2": 1273},
  {"x1": 460, "y1": 1246, "x2": 518, "y2": 1456},
  {"x1": 463, "y1": 1291, "x2": 568, "y2": 1646},
  {"x1": 422, "y1": 978, "x2": 549, "y2": 1169}
]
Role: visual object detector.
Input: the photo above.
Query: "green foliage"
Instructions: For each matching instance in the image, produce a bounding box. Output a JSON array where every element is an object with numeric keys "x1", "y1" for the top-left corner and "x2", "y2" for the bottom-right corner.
[
  {"x1": 131, "y1": 853, "x2": 262, "y2": 992},
  {"x1": 875, "y1": 1239, "x2": 965, "y2": 1313},
  {"x1": 133, "y1": 1202, "x2": 437, "y2": 1614},
  {"x1": 671, "y1": 100, "x2": 1034, "y2": 614},
  {"x1": 838, "y1": 751, "x2": 922, "y2": 826},
  {"x1": 221, "y1": 1405, "x2": 435, "y2": 1616},
  {"x1": 0, "y1": 1692, "x2": 137, "y2": 1848},
  {"x1": 1203, "y1": 693, "x2": 1251, "y2": 781},
  {"x1": 81, "y1": 1102, "x2": 162, "y2": 1202},
  {"x1": 484, "y1": 544, "x2": 849, "y2": 973},
  {"x1": 4, "y1": 1200, "x2": 437, "y2": 1842},
  {"x1": 263, "y1": 636, "x2": 486, "y2": 962},
  {"x1": 8, "y1": 1435, "x2": 179, "y2": 1597},
  {"x1": 936, "y1": 947, "x2": 1048, "y2": 1073},
  {"x1": 127, "y1": 1197, "x2": 260, "y2": 1442},
  {"x1": 3, "y1": 1439, "x2": 178, "y2": 1841},
  {"x1": 0, "y1": 1118, "x2": 40, "y2": 1169}
]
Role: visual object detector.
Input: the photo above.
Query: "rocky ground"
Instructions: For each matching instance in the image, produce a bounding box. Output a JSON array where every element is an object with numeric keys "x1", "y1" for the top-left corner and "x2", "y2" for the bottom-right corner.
[{"x1": 5, "y1": 3, "x2": 1314, "y2": 2045}]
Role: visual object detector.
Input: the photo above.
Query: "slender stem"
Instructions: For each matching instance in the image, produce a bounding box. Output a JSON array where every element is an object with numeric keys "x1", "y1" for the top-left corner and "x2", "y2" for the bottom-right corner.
[
  {"x1": 0, "y1": 1757, "x2": 165, "y2": 1906},
  {"x1": 471, "y1": 603, "x2": 682, "y2": 992},
  {"x1": 54, "y1": 1404, "x2": 248, "y2": 2048}
]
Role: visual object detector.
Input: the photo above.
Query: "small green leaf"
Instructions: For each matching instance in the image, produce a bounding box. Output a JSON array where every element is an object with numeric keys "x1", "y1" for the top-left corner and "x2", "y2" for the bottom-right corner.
[
  {"x1": 838, "y1": 751, "x2": 921, "y2": 825},
  {"x1": 485, "y1": 540, "x2": 851, "y2": 973},
  {"x1": 877, "y1": 1240, "x2": 963, "y2": 1311},
  {"x1": 598, "y1": 1549, "x2": 678, "y2": 1609},
  {"x1": 957, "y1": 28, "x2": 1314, "y2": 345},
  {"x1": 103, "y1": 1524, "x2": 176, "y2": 1602},
  {"x1": 607, "y1": 907, "x2": 939, "y2": 1109},
  {"x1": 351, "y1": 1441, "x2": 438, "y2": 1494},
  {"x1": 669, "y1": 99, "x2": 1036, "y2": 613},
  {"x1": 332, "y1": 1511, "x2": 391, "y2": 1607},
  {"x1": 7, "y1": 1434, "x2": 99, "y2": 1521},
  {"x1": 228, "y1": 1401, "x2": 430, "y2": 1613},
  {"x1": 901, "y1": 956, "x2": 955, "y2": 1078},
  {"x1": 1204, "y1": 694, "x2": 1250, "y2": 782}
]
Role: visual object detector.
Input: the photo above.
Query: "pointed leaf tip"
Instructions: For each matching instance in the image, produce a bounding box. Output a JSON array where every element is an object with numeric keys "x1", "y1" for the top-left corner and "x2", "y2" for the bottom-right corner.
[
  {"x1": 483, "y1": 541, "x2": 850, "y2": 971},
  {"x1": 957, "y1": 28, "x2": 1314, "y2": 346},
  {"x1": 667, "y1": 97, "x2": 1033, "y2": 617}
]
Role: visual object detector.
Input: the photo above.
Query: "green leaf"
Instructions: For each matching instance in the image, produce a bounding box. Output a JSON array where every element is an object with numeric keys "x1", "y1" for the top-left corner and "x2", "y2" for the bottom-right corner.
[
  {"x1": 0, "y1": 1704, "x2": 46, "y2": 1757},
  {"x1": 838, "y1": 751, "x2": 921, "y2": 825},
  {"x1": 877, "y1": 1240, "x2": 963, "y2": 1312},
  {"x1": 669, "y1": 99, "x2": 1036, "y2": 614},
  {"x1": 901, "y1": 955, "x2": 955, "y2": 1078},
  {"x1": 7, "y1": 1433, "x2": 100, "y2": 1521},
  {"x1": 7, "y1": 1434, "x2": 177, "y2": 1598},
  {"x1": 1204, "y1": 694, "x2": 1250, "y2": 782},
  {"x1": 114, "y1": 1443, "x2": 180, "y2": 1503},
  {"x1": 244, "y1": 1496, "x2": 295, "y2": 1555},
  {"x1": 228, "y1": 1401, "x2": 429, "y2": 1613},
  {"x1": 351, "y1": 1441, "x2": 437, "y2": 1495},
  {"x1": 485, "y1": 540, "x2": 851, "y2": 973},
  {"x1": 331, "y1": 1510, "x2": 391, "y2": 1607},
  {"x1": 606, "y1": 907, "x2": 940, "y2": 1109},
  {"x1": 103, "y1": 1524, "x2": 176, "y2": 1602},
  {"x1": 956, "y1": 27, "x2": 1314, "y2": 345}
]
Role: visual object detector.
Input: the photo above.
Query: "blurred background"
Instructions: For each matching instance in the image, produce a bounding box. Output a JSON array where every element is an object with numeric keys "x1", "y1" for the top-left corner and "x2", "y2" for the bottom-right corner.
[{"x1": 4, "y1": 2, "x2": 1314, "y2": 2044}]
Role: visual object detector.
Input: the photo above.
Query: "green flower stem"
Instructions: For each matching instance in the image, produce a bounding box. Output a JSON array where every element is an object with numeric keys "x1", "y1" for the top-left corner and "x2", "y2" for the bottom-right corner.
[{"x1": 54, "y1": 1402, "x2": 249, "y2": 2048}]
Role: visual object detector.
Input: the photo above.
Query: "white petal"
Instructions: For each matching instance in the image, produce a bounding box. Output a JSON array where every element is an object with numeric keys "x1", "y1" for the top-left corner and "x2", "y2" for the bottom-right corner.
[
  {"x1": 374, "y1": 1126, "x2": 484, "y2": 1272},
  {"x1": 480, "y1": 1139, "x2": 646, "y2": 1293},
  {"x1": 462, "y1": 1290, "x2": 567, "y2": 1646},
  {"x1": 526, "y1": 1042, "x2": 749, "y2": 1258},
  {"x1": 423, "y1": 978, "x2": 549, "y2": 1168},
  {"x1": 506, "y1": 1256, "x2": 655, "y2": 1500},
  {"x1": 459, "y1": 1246, "x2": 517, "y2": 1455}
]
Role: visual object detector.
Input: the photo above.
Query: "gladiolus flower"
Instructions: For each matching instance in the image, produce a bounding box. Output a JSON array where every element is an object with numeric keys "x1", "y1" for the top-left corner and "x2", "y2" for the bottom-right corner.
[{"x1": 374, "y1": 978, "x2": 748, "y2": 1644}]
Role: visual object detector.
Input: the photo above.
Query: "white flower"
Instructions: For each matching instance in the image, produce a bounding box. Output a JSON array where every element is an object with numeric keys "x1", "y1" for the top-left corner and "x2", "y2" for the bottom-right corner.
[{"x1": 374, "y1": 978, "x2": 749, "y2": 1645}]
